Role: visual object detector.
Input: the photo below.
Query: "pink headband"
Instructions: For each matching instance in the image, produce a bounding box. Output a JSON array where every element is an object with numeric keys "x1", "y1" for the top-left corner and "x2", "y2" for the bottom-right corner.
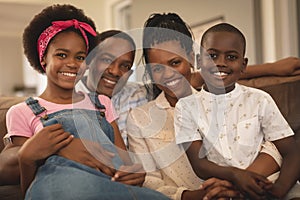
[{"x1": 37, "y1": 19, "x2": 97, "y2": 71}]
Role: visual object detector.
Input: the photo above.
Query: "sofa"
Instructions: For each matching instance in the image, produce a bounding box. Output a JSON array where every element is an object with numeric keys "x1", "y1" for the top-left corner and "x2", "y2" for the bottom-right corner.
[
  {"x1": 0, "y1": 75, "x2": 300, "y2": 199},
  {"x1": 0, "y1": 96, "x2": 26, "y2": 200}
]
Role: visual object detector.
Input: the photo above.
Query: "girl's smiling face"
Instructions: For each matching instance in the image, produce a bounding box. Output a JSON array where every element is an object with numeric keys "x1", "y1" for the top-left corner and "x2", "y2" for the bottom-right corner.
[
  {"x1": 199, "y1": 31, "x2": 248, "y2": 94},
  {"x1": 42, "y1": 31, "x2": 87, "y2": 92},
  {"x1": 147, "y1": 40, "x2": 193, "y2": 105}
]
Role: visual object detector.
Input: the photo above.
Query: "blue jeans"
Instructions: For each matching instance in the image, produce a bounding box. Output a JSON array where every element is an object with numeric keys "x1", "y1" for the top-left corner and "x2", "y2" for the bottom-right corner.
[
  {"x1": 24, "y1": 96, "x2": 169, "y2": 200},
  {"x1": 26, "y1": 156, "x2": 169, "y2": 200}
]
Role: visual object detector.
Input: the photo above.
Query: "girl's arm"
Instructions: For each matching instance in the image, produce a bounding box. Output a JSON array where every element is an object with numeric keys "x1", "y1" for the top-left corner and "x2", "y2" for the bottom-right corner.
[{"x1": 18, "y1": 124, "x2": 73, "y2": 196}]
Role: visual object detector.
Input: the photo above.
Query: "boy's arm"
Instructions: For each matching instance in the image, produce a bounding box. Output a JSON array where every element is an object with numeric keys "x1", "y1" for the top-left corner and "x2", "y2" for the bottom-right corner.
[
  {"x1": 247, "y1": 141, "x2": 280, "y2": 177},
  {"x1": 268, "y1": 136, "x2": 300, "y2": 198},
  {"x1": 185, "y1": 140, "x2": 269, "y2": 199}
]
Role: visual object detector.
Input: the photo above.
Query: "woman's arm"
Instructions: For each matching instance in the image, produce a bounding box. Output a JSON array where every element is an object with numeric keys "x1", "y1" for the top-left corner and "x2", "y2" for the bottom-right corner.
[{"x1": 268, "y1": 136, "x2": 300, "y2": 198}]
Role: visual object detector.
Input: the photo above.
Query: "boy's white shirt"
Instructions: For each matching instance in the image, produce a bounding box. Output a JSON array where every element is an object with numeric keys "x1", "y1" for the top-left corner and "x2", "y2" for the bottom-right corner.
[{"x1": 174, "y1": 83, "x2": 294, "y2": 169}]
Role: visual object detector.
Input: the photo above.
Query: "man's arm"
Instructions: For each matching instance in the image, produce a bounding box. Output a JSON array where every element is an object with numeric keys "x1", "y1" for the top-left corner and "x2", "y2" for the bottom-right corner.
[
  {"x1": 0, "y1": 136, "x2": 27, "y2": 185},
  {"x1": 191, "y1": 57, "x2": 300, "y2": 90},
  {"x1": 241, "y1": 57, "x2": 300, "y2": 79}
]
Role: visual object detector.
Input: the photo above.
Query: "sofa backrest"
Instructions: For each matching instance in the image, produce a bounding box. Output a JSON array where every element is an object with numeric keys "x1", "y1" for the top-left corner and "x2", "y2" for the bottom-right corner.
[
  {"x1": 0, "y1": 75, "x2": 300, "y2": 151},
  {"x1": 0, "y1": 97, "x2": 26, "y2": 151}
]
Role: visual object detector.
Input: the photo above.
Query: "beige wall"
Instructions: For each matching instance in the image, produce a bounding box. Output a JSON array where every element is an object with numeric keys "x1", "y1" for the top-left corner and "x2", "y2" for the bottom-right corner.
[
  {"x1": 131, "y1": 0, "x2": 257, "y2": 64},
  {"x1": 0, "y1": 0, "x2": 108, "y2": 96},
  {"x1": 0, "y1": 0, "x2": 298, "y2": 95}
]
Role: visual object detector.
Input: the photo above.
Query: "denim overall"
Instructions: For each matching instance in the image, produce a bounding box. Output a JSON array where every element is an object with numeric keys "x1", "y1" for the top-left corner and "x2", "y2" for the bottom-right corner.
[{"x1": 24, "y1": 93, "x2": 169, "y2": 200}]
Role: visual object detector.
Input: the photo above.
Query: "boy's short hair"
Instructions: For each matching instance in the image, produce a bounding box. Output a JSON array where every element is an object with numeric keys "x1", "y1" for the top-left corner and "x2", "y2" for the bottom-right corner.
[{"x1": 200, "y1": 23, "x2": 246, "y2": 55}]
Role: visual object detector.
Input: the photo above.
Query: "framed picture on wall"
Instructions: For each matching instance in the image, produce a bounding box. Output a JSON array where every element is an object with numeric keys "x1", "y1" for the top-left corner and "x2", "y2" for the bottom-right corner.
[{"x1": 191, "y1": 16, "x2": 224, "y2": 48}]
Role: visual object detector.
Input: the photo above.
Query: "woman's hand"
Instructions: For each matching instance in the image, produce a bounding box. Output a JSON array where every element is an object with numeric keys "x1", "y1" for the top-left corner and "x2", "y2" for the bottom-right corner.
[
  {"x1": 111, "y1": 163, "x2": 146, "y2": 186},
  {"x1": 58, "y1": 138, "x2": 116, "y2": 176}
]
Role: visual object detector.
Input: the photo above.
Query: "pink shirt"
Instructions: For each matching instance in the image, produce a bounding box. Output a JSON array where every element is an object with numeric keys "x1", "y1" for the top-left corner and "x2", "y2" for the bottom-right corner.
[{"x1": 6, "y1": 93, "x2": 118, "y2": 138}]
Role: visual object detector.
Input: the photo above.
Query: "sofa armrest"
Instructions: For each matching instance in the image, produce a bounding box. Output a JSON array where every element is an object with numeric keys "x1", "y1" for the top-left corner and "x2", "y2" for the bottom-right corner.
[
  {"x1": 0, "y1": 185, "x2": 22, "y2": 200},
  {"x1": 0, "y1": 96, "x2": 27, "y2": 151}
]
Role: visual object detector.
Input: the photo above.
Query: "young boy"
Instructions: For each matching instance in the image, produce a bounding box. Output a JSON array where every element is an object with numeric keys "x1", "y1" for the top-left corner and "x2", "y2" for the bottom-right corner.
[{"x1": 174, "y1": 23, "x2": 300, "y2": 199}]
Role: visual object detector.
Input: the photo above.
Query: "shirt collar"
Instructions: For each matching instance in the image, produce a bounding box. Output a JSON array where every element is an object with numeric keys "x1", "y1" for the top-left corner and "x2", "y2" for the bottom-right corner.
[{"x1": 200, "y1": 83, "x2": 241, "y2": 100}]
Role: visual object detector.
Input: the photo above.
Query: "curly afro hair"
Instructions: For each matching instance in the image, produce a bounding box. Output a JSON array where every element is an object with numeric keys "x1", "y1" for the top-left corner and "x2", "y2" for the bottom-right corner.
[{"x1": 23, "y1": 4, "x2": 97, "y2": 74}]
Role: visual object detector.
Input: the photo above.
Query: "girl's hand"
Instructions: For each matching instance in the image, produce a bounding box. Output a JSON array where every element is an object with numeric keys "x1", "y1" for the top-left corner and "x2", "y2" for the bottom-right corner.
[
  {"x1": 111, "y1": 163, "x2": 146, "y2": 186},
  {"x1": 18, "y1": 124, "x2": 73, "y2": 165},
  {"x1": 231, "y1": 168, "x2": 271, "y2": 199},
  {"x1": 58, "y1": 138, "x2": 116, "y2": 176}
]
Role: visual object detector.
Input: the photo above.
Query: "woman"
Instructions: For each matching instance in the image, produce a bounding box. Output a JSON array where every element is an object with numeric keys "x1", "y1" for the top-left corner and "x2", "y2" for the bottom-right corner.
[{"x1": 127, "y1": 13, "x2": 240, "y2": 200}]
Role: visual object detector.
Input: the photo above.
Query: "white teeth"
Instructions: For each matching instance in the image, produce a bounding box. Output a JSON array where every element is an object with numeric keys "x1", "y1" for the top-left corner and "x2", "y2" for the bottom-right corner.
[
  {"x1": 61, "y1": 72, "x2": 77, "y2": 77},
  {"x1": 166, "y1": 79, "x2": 180, "y2": 87},
  {"x1": 104, "y1": 78, "x2": 116, "y2": 85},
  {"x1": 213, "y1": 72, "x2": 228, "y2": 76}
]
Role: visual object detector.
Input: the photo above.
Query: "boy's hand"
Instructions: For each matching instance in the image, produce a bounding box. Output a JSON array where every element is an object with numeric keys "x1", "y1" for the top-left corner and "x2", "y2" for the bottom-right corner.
[
  {"x1": 231, "y1": 168, "x2": 271, "y2": 199},
  {"x1": 111, "y1": 163, "x2": 146, "y2": 186},
  {"x1": 58, "y1": 138, "x2": 116, "y2": 176},
  {"x1": 18, "y1": 124, "x2": 73, "y2": 165},
  {"x1": 201, "y1": 177, "x2": 242, "y2": 200}
]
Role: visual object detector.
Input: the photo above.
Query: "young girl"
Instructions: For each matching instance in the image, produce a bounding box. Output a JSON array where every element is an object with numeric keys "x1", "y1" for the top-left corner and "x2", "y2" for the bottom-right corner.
[
  {"x1": 127, "y1": 13, "x2": 241, "y2": 200},
  {"x1": 5, "y1": 4, "x2": 169, "y2": 199},
  {"x1": 175, "y1": 23, "x2": 300, "y2": 199}
]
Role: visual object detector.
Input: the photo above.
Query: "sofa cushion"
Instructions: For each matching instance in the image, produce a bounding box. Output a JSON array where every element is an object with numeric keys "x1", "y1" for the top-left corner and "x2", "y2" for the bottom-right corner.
[
  {"x1": 0, "y1": 97, "x2": 26, "y2": 151},
  {"x1": 0, "y1": 185, "x2": 22, "y2": 200}
]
